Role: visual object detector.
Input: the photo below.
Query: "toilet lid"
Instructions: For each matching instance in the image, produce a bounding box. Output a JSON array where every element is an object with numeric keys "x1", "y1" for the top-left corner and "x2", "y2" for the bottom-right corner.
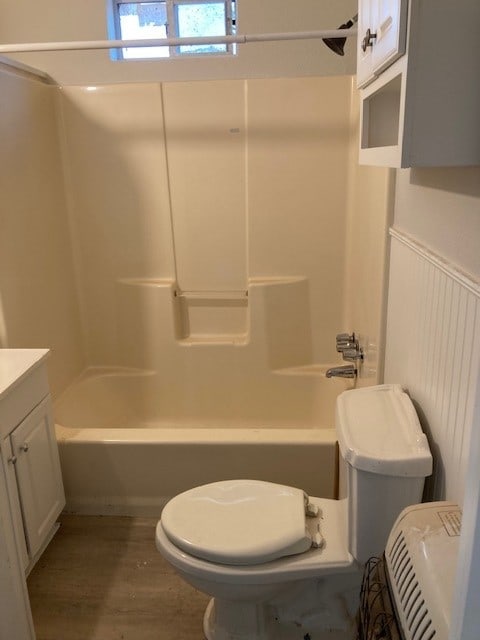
[{"x1": 161, "y1": 480, "x2": 312, "y2": 565}]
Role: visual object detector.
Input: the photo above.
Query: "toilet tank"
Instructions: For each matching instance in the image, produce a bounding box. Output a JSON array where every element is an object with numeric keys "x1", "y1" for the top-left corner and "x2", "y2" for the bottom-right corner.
[{"x1": 336, "y1": 384, "x2": 432, "y2": 564}]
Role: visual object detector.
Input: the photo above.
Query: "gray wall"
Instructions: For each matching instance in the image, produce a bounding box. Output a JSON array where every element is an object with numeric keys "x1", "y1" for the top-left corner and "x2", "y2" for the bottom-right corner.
[{"x1": 393, "y1": 167, "x2": 480, "y2": 278}]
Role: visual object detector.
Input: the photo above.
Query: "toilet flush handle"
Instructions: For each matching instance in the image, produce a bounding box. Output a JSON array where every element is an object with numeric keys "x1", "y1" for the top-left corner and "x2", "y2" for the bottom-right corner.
[
  {"x1": 312, "y1": 526, "x2": 325, "y2": 549},
  {"x1": 305, "y1": 502, "x2": 320, "y2": 518}
]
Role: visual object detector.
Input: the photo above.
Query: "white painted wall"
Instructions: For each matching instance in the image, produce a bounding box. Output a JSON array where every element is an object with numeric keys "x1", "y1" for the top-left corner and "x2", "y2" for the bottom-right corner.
[
  {"x1": 387, "y1": 165, "x2": 480, "y2": 640},
  {"x1": 0, "y1": 0, "x2": 357, "y2": 85},
  {"x1": 450, "y1": 372, "x2": 480, "y2": 640},
  {"x1": 394, "y1": 168, "x2": 480, "y2": 279}
]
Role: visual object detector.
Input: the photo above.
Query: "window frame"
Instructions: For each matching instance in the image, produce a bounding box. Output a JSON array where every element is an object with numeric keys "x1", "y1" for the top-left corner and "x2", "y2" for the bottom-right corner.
[{"x1": 110, "y1": 0, "x2": 236, "y2": 60}]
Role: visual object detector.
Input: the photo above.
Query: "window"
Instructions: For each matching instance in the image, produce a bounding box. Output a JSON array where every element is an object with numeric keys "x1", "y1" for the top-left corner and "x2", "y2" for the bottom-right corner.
[{"x1": 109, "y1": 0, "x2": 236, "y2": 60}]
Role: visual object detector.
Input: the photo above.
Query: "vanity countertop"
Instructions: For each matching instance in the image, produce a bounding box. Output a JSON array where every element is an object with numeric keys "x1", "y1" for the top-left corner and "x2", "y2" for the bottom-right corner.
[{"x1": 0, "y1": 349, "x2": 49, "y2": 402}]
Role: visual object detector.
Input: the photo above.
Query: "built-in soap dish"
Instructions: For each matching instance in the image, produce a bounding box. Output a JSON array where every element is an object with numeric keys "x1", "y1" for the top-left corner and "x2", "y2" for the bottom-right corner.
[{"x1": 174, "y1": 289, "x2": 249, "y2": 345}]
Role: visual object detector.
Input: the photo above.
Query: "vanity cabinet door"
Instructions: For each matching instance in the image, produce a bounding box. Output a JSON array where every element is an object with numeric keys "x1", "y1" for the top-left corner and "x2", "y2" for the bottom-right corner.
[
  {"x1": 1, "y1": 437, "x2": 29, "y2": 570},
  {"x1": 11, "y1": 396, "x2": 65, "y2": 559}
]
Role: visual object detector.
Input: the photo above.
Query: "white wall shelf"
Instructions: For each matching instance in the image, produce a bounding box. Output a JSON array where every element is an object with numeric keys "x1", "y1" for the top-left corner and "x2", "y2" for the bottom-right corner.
[{"x1": 358, "y1": 0, "x2": 480, "y2": 168}]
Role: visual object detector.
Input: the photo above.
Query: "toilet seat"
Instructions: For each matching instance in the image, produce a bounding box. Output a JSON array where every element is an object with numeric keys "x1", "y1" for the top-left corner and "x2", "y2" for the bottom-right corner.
[
  {"x1": 161, "y1": 479, "x2": 313, "y2": 565},
  {"x1": 156, "y1": 496, "x2": 354, "y2": 585}
]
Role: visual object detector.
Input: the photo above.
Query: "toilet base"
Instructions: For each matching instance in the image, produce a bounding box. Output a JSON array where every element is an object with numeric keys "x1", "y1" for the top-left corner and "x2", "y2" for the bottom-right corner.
[
  {"x1": 202, "y1": 575, "x2": 361, "y2": 640},
  {"x1": 203, "y1": 597, "x2": 275, "y2": 640}
]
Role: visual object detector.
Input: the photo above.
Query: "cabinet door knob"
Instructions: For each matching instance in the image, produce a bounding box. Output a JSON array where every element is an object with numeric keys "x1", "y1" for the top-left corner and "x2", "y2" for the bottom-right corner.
[
  {"x1": 362, "y1": 28, "x2": 377, "y2": 52},
  {"x1": 20, "y1": 443, "x2": 29, "y2": 452},
  {"x1": 8, "y1": 455, "x2": 17, "y2": 464}
]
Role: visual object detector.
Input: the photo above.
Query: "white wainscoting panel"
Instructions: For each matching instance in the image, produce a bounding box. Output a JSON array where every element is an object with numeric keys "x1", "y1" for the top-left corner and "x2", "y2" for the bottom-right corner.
[{"x1": 385, "y1": 229, "x2": 480, "y2": 504}]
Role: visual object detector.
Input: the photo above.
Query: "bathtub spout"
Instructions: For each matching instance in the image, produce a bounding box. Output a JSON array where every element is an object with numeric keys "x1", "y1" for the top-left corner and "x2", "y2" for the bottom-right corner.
[{"x1": 325, "y1": 364, "x2": 357, "y2": 379}]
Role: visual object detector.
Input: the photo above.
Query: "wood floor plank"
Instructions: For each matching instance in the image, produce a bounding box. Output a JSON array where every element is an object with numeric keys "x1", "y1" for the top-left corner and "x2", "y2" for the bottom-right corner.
[{"x1": 27, "y1": 515, "x2": 209, "y2": 640}]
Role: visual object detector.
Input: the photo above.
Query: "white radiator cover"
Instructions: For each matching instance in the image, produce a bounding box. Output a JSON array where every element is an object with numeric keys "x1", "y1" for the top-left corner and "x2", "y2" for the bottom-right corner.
[{"x1": 385, "y1": 502, "x2": 461, "y2": 640}]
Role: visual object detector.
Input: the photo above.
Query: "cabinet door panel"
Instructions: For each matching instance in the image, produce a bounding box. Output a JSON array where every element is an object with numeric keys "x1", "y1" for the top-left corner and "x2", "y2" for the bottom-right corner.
[
  {"x1": 372, "y1": 0, "x2": 408, "y2": 75},
  {"x1": 11, "y1": 397, "x2": 65, "y2": 558},
  {"x1": 357, "y1": 0, "x2": 408, "y2": 88},
  {"x1": 1, "y1": 437, "x2": 29, "y2": 570},
  {"x1": 357, "y1": 0, "x2": 376, "y2": 88}
]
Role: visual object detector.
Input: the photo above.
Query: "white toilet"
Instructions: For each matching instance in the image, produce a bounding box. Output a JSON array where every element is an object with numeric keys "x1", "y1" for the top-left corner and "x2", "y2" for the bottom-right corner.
[{"x1": 155, "y1": 384, "x2": 433, "y2": 640}]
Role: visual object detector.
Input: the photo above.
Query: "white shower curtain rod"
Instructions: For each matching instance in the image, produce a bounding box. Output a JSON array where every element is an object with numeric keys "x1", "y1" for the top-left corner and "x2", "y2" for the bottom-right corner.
[{"x1": 0, "y1": 28, "x2": 357, "y2": 54}]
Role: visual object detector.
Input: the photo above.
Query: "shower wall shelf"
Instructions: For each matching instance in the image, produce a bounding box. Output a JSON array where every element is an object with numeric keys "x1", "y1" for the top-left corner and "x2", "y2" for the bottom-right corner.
[
  {"x1": 173, "y1": 287, "x2": 249, "y2": 342},
  {"x1": 174, "y1": 290, "x2": 248, "y2": 300},
  {"x1": 116, "y1": 276, "x2": 311, "y2": 351},
  {"x1": 358, "y1": 0, "x2": 480, "y2": 167},
  {"x1": 178, "y1": 335, "x2": 248, "y2": 347}
]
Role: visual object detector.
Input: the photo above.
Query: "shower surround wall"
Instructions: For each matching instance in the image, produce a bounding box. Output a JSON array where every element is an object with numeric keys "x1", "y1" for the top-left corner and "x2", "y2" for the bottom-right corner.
[
  {"x1": 0, "y1": 63, "x2": 84, "y2": 396},
  {"x1": 0, "y1": 62, "x2": 392, "y2": 512},
  {"x1": 343, "y1": 91, "x2": 395, "y2": 385},
  {"x1": 58, "y1": 76, "x2": 356, "y2": 424},
  {"x1": 0, "y1": 61, "x2": 391, "y2": 422}
]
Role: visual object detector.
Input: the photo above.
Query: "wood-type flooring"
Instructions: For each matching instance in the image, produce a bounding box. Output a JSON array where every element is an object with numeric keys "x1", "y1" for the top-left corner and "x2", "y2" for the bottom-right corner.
[{"x1": 27, "y1": 514, "x2": 209, "y2": 640}]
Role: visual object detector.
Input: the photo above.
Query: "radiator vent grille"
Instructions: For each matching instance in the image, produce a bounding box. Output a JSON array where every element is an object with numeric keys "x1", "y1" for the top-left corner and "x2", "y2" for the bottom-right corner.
[{"x1": 387, "y1": 531, "x2": 437, "y2": 640}]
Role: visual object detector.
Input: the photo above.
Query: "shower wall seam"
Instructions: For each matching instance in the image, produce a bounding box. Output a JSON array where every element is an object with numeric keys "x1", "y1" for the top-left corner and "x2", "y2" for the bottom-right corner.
[
  {"x1": 341, "y1": 78, "x2": 356, "y2": 333},
  {"x1": 54, "y1": 86, "x2": 91, "y2": 370},
  {"x1": 158, "y1": 82, "x2": 180, "y2": 286},
  {"x1": 244, "y1": 78, "x2": 250, "y2": 288}
]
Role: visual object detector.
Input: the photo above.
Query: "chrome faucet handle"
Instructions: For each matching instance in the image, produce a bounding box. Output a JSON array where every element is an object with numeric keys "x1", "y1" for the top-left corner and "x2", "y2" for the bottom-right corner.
[
  {"x1": 336, "y1": 332, "x2": 358, "y2": 352},
  {"x1": 336, "y1": 340, "x2": 357, "y2": 352},
  {"x1": 342, "y1": 347, "x2": 364, "y2": 362}
]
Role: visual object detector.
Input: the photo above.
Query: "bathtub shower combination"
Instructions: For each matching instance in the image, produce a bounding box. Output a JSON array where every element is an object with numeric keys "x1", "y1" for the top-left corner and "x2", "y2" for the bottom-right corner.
[
  {"x1": 55, "y1": 277, "x2": 352, "y2": 515},
  {"x1": 49, "y1": 77, "x2": 389, "y2": 518}
]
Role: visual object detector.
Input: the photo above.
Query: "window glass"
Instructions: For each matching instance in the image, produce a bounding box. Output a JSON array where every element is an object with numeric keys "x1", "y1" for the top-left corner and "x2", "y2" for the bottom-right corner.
[
  {"x1": 177, "y1": 2, "x2": 227, "y2": 55},
  {"x1": 118, "y1": 2, "x2": 169, "y2": 59},
  {"x1": 112, "y1": 0, "x2": 236, "y2": 60}
]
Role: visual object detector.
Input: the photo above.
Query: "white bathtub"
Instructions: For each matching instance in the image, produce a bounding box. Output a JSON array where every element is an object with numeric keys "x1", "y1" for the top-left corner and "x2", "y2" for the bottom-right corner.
[{"x1": 55, "y1": 368, "x2": 350, "y2": 516}]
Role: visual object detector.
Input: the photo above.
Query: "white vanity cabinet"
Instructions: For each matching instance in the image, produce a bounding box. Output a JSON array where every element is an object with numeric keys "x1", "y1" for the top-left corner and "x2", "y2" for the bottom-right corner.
[
  {"x1": 0, "y1": 349, "x2": 65, "y2": 640},
  {"x1": 358, "y1": 0, "x2": 480, "y2": 167},
  {"x1": 2, "y1": 395, "x2": 65, "y2": 571}
]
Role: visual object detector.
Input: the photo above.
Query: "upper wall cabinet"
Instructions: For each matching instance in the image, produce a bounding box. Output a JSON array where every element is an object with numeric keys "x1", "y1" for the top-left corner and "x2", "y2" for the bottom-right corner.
[
  {"x1": 357, "y1": 0, "x2": 408, "y2": 89},
  {"x1": 358, "y1": 0, "x2": 480, "y2": 167}
]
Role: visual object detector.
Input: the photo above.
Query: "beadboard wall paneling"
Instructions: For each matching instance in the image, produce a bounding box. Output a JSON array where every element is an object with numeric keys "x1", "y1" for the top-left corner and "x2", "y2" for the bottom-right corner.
[{"x1": 385, "y1": 229, "x2": 480, "y2": 504}]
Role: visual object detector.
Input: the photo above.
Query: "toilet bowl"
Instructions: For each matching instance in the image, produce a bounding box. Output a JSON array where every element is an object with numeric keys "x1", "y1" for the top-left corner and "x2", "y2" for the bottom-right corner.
[
  {"x1": 156, "y1": 489, "x2": 355, "y2": 639},
  {"x1": 156, "y1": 385, "x2": 433, "y2": 640}
]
